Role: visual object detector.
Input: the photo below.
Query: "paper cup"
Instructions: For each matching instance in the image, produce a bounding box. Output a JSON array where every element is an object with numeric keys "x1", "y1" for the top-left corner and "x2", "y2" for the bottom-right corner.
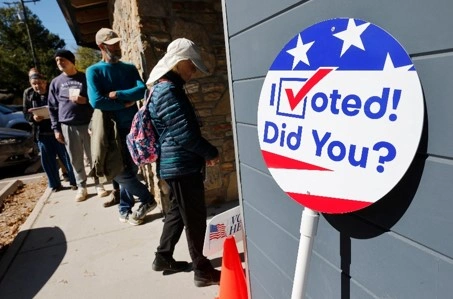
[{"x1": 69, "y1": 88, "x2": 80, "y2": 101}]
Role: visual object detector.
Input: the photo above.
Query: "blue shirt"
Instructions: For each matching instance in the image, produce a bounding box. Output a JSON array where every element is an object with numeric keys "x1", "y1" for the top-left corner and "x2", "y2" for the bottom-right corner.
[{"x1": 86, "y1": 61, "x2": 146, "y2": 129}]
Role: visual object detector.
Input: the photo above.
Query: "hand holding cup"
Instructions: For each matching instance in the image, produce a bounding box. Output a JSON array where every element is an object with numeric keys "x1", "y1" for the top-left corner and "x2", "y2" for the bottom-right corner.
[{"x1": 69, "y1": 88, "x2": 81, "y2": 103}]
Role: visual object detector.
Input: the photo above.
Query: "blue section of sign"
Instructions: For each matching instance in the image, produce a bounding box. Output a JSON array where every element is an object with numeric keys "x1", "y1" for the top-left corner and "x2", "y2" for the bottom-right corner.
[
  {"x1": 270, "y1": 83, "x2": 276, "y2": 106},
  {"x1": 270, "y1": 18, "x2": 414, "y2": 71}
]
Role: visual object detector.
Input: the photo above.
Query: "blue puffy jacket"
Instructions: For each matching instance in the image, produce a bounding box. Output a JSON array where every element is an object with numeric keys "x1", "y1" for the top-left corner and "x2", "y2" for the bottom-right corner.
[{"x1": 148, "y1": 71, "x2": 218, "y2": 179}]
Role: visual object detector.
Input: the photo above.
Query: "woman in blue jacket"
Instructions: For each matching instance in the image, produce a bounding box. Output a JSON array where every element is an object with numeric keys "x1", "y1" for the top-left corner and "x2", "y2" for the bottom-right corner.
[{"x1": 147, "y1": 38, "x2": 221, "y2": 287}]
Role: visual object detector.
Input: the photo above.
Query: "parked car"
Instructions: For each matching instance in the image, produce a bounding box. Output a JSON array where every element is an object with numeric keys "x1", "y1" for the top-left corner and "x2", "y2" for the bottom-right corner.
[
  {"x1": 0, "y1": 127, "x2": 37, "y2": 168},
  {"x1": 0, "y1": 103, "x2": 32, "y2": 131}
]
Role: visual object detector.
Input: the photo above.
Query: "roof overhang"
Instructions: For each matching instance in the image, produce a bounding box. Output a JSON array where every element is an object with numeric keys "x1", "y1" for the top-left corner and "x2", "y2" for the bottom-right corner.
[{"x1": 56, "y1": 0, "x2": 111, "y2": 48}]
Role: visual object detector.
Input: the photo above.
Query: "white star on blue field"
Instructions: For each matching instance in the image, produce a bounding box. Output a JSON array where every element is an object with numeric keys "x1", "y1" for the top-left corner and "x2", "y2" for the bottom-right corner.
[{"x1": 270, "y1": 18, "x2": 414, "y2": 71}]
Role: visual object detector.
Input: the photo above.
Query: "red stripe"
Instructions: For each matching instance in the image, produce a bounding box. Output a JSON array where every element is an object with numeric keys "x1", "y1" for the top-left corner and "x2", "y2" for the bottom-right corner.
[
  {"x1": 261, "y1": 150, "x2": 331, "y2": 171},
  {"x1": 287, "y1": 192, "x2": 371, "y2": 214}
]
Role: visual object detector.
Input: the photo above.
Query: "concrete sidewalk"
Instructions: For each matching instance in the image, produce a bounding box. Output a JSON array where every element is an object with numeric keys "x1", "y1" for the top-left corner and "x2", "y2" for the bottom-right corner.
[{"x1": 0, "y1": 179, "x2": 234, "y2": 299}]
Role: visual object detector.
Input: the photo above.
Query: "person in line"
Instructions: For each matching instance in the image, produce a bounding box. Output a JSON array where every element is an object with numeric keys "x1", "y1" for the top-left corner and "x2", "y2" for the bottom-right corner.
[
  {"x1": 147, "y1": 38, "x2": 221, "y2": 287},
  {"x1": 23, "y1": 69, "x2": 76, "y2": 191},
  {"x1": 48, "y1": 49, "x2": 108, "y2": 202},
  {"x1": 86, "y1": 28, "x2": 157, "y2": 224},
  {"x1": 25, "y1": 68, "x2": 70, "y2": 183}
]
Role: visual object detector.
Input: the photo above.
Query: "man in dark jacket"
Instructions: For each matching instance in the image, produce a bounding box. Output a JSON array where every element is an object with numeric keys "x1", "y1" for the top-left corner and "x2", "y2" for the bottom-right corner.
[
  {"x1": 147, "y1": 38, "x2": 221, "y2": 287},
  {"x1": 23, "y1": 69, "x2": 76, "y2": 191}
]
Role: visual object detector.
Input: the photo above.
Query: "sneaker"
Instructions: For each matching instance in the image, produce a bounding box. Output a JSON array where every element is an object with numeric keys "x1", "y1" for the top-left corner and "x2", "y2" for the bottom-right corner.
[
  {"x1": 70, "y1": 185, "x2": 77, "y2": 190},
  {"x1": 103, "y1": 189, "x2": 120, "y2": 208},
  {"x1": 128, "y1": 215, "x2": 144, "y2": 226},
  {"x1": 75, "y1": 187, "x2": 88, "y2": 202},
  {"x1": 119, "y1": 211, "x2": 130, "y2": 223},
  {"x1": 194, "y1": 268, "x2": 221, "y2": 287},
  {"x1": 96, "y1": 184, "x2": 108, "y2": 197},
  {"x1": 152, "y1": 254, "x2": 190, "y2": 273},
  {"x1": 128, "y1": 201, "x2": 157, "y2": 225}
]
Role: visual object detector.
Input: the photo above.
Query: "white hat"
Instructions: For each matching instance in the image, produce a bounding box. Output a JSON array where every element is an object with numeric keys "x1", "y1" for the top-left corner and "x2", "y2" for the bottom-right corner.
[
  {"x1": 96, "y1": 28, "x2": 121, "y2": 45},
  {"x1": 146, "y1": 38, "x2": 209, "y2": 85}
]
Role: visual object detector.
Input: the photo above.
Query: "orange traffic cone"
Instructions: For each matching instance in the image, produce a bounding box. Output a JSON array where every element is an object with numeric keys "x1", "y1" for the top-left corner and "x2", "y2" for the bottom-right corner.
[{"x1": 216, "y1": 236, "x2": 248, "y2": 299}]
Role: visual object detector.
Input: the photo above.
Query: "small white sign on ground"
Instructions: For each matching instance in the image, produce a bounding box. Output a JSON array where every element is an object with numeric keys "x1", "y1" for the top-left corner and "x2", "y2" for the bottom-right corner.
[{"x1": 203, "y1": 206, "x2": 243, "y2": 256}]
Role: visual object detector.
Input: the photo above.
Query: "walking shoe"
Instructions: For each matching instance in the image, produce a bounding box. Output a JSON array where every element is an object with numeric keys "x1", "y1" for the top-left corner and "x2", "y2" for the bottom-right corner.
[
  {"x1": 152, "y1": 254, "x2": 190, "y2": 273},
  {"x1": 128, "y1": 201, "x2": 157, "y2": 225},
  {"x1": 75, "y1": 187, "x2": 88, "y2": 202},
  {"x1": 51, "y1": 185, "x2": 63, "y2": 192},
  {"x1": 96, "y1": 184, "x2": 108, "y2": 197},
  {"x1": 128, "y1": 215, "x2": 144, "y2": 226},
  {"x1": 103, "y1": 189, "x2": 120, "y2": 208},
  {"x1": 194, "y1": 268, "x2": 221, "y2": 287},
  {"x1": 119, "y1": 211, "x2": 130, "y2": 223}
]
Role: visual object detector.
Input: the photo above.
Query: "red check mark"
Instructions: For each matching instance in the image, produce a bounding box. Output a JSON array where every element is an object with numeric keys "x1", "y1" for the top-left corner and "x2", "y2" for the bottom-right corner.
[{"x1": 285, "y1": 68, "x2": 335, "y2": 110}]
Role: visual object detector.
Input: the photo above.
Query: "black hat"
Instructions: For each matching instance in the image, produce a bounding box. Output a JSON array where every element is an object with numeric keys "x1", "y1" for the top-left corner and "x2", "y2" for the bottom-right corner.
[{"x1": 54, "y1": 49, "x2": 75, "y2": 65}]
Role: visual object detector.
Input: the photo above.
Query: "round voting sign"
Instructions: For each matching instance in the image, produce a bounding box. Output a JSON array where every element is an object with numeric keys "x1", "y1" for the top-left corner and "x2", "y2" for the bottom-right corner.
[{"x1": 257, "y1": 18, "x2": 424, "y2": 214}]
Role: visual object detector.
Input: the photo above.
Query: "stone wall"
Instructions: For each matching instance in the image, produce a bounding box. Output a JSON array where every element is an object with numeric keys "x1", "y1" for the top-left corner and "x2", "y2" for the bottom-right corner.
[
  {"x1": 111, "y1": 0, "x2": 237, "y2": 207},
  {"x1": 110, "y1": 0, "x2": 145, "y2": 76}
]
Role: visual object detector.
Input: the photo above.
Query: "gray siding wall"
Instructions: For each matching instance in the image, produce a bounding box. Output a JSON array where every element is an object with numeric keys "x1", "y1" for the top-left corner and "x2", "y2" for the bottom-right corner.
[{"x1": 223, "y1": 0, "x2": 453, "y2": 298}]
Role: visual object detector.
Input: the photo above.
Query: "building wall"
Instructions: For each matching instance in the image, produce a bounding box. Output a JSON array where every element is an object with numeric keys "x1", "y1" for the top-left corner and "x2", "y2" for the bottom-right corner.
[
  {"x1": 110, "y1": 0, "x2": 237, "y2": 207},
  {"x1": 223, "y1": 0, "x2": 453, "y2": 298}
]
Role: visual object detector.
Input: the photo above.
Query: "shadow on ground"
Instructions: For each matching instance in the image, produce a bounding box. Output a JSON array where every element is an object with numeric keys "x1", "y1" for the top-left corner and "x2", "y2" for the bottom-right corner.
[{"x1": 0, "y1": 226, "x2": 66, "y2": 298}]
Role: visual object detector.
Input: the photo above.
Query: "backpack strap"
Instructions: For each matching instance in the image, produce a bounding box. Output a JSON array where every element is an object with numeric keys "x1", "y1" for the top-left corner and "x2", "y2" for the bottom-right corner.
[
  {"x1": 145, "y1": 79, "x2": 170, "y2": 149},
  {"x1": 143, "y1": 86, "x2": 155, "y2": 106},
  {"x1": 143, "y1": 78, "x2": 169, "y2": 106}
]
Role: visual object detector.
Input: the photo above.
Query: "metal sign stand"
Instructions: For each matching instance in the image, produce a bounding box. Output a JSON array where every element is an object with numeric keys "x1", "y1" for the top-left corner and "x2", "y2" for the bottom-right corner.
[{"x1": 291, "y1": 208, "x2": 320, "y2": 299}]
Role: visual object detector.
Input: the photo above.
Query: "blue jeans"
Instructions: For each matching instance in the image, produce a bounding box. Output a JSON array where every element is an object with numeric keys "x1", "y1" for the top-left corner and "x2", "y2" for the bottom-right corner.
[
  {"x1": 116, "y1": 128, "x2": 154, "y2": 214},
  {"x1": 37, "y1": 134, "x2": 76, "y2": 189}
]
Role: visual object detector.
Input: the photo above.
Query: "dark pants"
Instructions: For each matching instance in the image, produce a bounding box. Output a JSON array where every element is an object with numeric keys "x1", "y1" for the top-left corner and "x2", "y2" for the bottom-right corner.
[
  {"x1": 116, "y1": 128, "x2": 153, "y2": 214},
  {"x1": 112, "y1": 179, "x2": 119, "y2": 190},
  {"x1": 37, "y1": 134, "x2": 76, "y2": 189},
  {"x1": 156, "y1": 172, "x2": 210, "y2": 270}
]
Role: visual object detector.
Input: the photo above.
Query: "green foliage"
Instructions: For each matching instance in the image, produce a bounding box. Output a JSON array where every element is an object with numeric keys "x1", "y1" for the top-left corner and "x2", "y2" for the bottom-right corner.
[
  {"x1": 75, "y1": 47, "x2": 101, "y2": 72},
  {"x1": 0, "y1": 5, "x2": 65, "y2": 99}
]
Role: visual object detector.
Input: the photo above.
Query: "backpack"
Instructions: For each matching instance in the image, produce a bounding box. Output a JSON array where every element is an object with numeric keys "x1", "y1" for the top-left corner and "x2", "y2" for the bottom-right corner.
[{"x1": 126, "y1": 87, "x2": 159, "y2": 166}]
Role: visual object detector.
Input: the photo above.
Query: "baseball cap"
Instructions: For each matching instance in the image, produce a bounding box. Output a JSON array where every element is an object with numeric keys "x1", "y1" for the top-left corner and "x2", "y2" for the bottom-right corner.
[
  {"x1": 95, "y1": 28, "x2": 121, "y2": 45},
  {"x1": 146, "y1": 38, "x2": 209, "y2": 85}
]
